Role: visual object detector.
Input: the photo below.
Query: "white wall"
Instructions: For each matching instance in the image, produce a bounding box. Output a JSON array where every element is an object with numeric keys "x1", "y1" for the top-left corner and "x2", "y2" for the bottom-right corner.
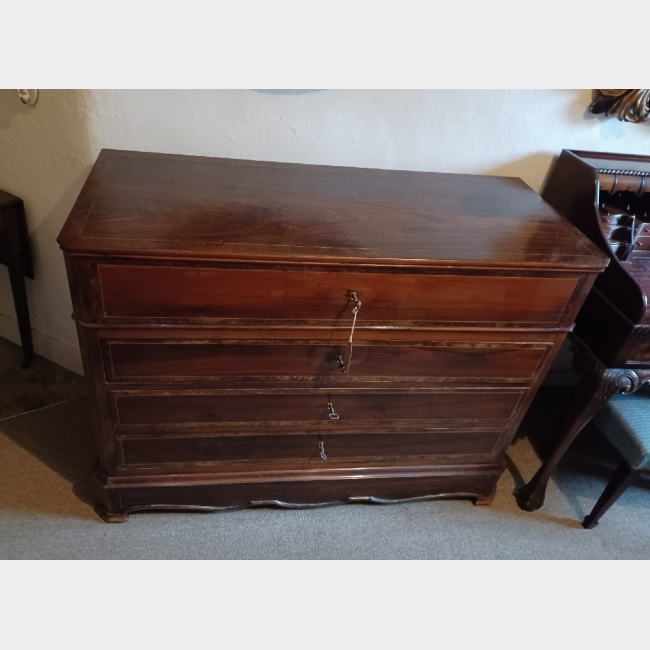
[{"x1": 1, "y1": 89, "x2": 648, "y2": 374}]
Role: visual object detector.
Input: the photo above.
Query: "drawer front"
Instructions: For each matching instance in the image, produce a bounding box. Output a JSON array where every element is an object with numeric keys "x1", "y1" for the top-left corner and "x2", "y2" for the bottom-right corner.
[
  {"x1": 117, "y1": 430, "x2": 502, "y2": 467},
  {"x1": 95, "y1": 263, "x2": 579, "y2": 326},
  {"x1": 109, "y1": 388, "x2": 526, "y2": 432},
  {"x1": 104, "y1": 338, "x2": 551, "y2": 384}
]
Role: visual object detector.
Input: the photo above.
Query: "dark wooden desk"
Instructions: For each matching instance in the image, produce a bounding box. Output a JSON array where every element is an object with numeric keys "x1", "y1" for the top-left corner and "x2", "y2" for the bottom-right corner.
[
  {"x1": 517, "y1": 150, "x2": 650, "y2": 511},
  {"x1": 0, "y1": 189, "x2": 34, "y2": 367}
]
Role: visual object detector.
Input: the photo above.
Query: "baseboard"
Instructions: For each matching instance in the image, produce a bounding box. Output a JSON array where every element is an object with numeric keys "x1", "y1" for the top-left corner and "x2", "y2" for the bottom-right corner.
[{"x1": 0, "y1": 312, "x2": 83, "y2": 375}]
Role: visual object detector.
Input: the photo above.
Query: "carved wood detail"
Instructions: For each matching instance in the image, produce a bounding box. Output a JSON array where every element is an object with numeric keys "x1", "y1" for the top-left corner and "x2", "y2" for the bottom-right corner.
[
  {"x1": 590, "y1": 90, "x2": 650, "y2": 123},
  {"x1": 95, "y1": 492, "x2": 483, "y2": 522},
  {"x1": 517, "y1": 335, "x2": 650, "y2": 511}
]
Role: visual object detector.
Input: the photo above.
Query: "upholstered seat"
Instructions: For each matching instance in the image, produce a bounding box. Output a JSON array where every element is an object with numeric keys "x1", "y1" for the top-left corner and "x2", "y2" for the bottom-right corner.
[
  {"x1": 594, "y1": 391, "x2": 650, "y2": 470},
  {"x1": 583, "y1": 389, "x2": 650, "y2": 528}
]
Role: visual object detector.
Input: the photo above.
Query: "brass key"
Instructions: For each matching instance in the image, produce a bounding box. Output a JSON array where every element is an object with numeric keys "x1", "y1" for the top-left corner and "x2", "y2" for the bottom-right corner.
[{"x1": 343, "y1": 291, "x2": 361, "y2": 377}]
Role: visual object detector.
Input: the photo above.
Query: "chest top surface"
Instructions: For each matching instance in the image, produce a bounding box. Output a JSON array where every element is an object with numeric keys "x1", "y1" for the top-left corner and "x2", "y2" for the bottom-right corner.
[{"x1": 58, "y1": 149, "x2": 607, "y2": 271}]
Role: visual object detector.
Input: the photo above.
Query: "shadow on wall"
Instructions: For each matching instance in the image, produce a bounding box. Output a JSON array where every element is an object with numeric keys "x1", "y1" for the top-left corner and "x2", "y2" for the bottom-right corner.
[
  {"x1": 0, "y1": 88, "x2": 95, "y2": 242},
  {"x1": 484, "y1": 154, "x2": 556, "y2": 193},
  {"x1": 0, "y1": 90, "x2": 95, "y2": 371},
  {"x1": 0, "y1": 90, "x2": 33, "y2": 129}
]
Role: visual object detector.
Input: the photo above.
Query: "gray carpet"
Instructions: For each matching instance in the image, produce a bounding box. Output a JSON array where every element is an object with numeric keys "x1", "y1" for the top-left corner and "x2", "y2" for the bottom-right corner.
[{"x1": 2, "y1": 396, "x2": 650, "y2": 559}]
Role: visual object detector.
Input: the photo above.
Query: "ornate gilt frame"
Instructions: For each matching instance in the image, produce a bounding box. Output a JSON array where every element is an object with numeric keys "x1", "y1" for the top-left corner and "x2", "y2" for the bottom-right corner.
[{"x1": 590, "y1": 90, "x2": 650, "y2": 123}]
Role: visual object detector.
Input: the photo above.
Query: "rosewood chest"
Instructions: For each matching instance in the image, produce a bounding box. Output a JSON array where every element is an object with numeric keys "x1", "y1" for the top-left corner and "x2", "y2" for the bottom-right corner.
[{"x1": 57, "y1": 149, "x2": 608, "y2": 522}]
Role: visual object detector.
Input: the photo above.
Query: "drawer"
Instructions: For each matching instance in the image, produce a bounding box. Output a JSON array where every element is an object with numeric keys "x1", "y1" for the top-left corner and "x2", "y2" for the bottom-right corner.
[
  {"x1": 104, "y1": 338, "x2": 551, "y2": 384},
  {"x1": 117, "y1": 429, "x2": 502, "y2": 467},
  {"x1": 94, "y1": 263, "x2": 580, "y2": 326},
  {"x1": 109, "y1": 388, "x2": 527, "y2": 432}
]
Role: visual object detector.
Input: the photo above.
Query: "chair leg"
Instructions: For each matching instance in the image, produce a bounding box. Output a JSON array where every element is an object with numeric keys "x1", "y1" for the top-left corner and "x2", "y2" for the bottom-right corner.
[{"x1": 582, "y1": 461, "x2": 642, "y2": 529}]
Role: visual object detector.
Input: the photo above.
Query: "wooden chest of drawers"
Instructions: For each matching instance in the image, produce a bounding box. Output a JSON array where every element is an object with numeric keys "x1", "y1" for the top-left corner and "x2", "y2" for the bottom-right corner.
[{"x1": 58, "y1": 149, "x2": 608, "y2": 522}]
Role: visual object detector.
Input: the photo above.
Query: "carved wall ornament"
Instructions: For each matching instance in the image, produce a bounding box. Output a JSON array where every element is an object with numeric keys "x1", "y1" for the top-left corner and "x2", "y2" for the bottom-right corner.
[{"x1": 590, "y1": 89, "x2": 650, "y2": 123}]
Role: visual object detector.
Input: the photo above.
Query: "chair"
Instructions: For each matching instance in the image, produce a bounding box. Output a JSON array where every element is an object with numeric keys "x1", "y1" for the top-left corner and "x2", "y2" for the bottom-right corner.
[{"x1": 583, "y1": 390, "x2": 650, "y2": 528}]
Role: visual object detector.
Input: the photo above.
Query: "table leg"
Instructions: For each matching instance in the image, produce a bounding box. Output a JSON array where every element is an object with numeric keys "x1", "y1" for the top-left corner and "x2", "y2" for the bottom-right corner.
[{"x1": 6, "y1": 209, "x2": 33, "y2": 368}]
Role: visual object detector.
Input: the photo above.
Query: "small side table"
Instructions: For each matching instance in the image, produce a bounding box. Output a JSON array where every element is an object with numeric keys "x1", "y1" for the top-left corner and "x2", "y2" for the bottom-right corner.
[{"x1": 0, "y1": 189, "x2": 34, "y2": 367}]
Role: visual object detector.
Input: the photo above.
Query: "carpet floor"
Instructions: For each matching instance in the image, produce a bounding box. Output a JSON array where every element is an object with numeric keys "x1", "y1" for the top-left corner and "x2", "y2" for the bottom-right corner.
[{"x1": 1, "y1": 393, "x2": 650, "y2": 559}]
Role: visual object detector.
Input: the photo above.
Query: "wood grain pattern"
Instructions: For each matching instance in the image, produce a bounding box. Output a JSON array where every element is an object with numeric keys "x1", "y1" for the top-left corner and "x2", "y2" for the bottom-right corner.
[
  {"x1": 58, "y1": 149, "x2": 606, "y2": 270},
  {"x1": 95, "y1": 263, "x2": 581, "y2": 326},
  {"x1": 109, "y1": 388, "x2": 526, "y2": 430},
  {"x1": 118, "y1": 430, "x2": 502, "y2": 467},
  {"x1": 107, "y1": 469, "x2": 504, "y2": 519},
  {"x1": 57, "y1": 149, "x2": 608, "y2": 521},
  {"x1": 104, "y1": 338, "x2": 550, "y2": 384}
]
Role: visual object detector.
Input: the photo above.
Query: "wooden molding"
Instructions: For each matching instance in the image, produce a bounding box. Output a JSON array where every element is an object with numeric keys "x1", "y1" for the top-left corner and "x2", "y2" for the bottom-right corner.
[{"x1": 590, "y1": 90, "x2": 650, "y2": 123}]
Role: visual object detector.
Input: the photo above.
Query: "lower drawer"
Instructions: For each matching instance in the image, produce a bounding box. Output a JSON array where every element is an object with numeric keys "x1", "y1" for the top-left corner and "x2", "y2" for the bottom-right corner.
[
  {"x1": 117, "y1": 430, "x2": 502, "y2": 467},
  {"x1": 109, "y1": 388, "x2": 526, "y2": 432}
]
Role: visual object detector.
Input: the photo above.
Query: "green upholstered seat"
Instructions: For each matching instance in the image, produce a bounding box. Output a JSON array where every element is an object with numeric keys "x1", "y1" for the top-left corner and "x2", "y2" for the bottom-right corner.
[{"x1": 593, "y1": 390, "x2": 650, "y2": 470}]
